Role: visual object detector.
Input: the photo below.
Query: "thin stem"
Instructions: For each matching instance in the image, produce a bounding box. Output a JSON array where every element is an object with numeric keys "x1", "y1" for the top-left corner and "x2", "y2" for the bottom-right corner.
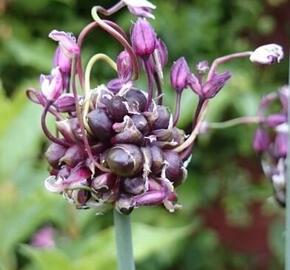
[
  {"x1": 41, "y1": 101, "x2": 70, "y2": 147},
  {"x1": 93, "y1": 2, "x2": 126, "y2": 16},
  {"x1": 206, "y1": 116, "x2": 261, "y2": 130},
  {"x1": 83, "y1": 53, "x2": 117, "y2": 133},
  {"x1": 207, "y1": 51, "x2": 252, "y2": 80},
  {"x1": 91, "y1": 7, "x2": 139, "y2": 80},
  {"x1": 77, "y1": 20, "x2": 128, "y2": 88},
  {"x1": 285, "y1": 52, "x2": 290, "y2": 270},
  {"x1": 153, "y1": 72, "x2": 163, "y2": 105},
  {"x1": 114, "y1": 210, "x2": 135, "y2": 270},
  {"x1": 173, "y1": 92, "x2": 181, "y2": 126},
  {"x1": 70, "y1": 56, "x2": 110, "y2": 173},
  {"x1": 174, "y1": 100, "x2": 209, "y2": 153},
  {"x1": 143, "y1": 57, "x2": 155, "y2": 110}
]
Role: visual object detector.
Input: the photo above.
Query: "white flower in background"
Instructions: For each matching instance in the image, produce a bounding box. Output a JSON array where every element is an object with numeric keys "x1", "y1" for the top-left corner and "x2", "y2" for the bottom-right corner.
[{"x1": 250, "y1": 44, "x2": 284, "y2": 64}]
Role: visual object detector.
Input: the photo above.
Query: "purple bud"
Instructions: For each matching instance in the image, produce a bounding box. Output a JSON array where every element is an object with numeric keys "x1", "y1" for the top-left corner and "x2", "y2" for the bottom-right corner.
[
  {"x1": 53, "y1": 47, "x2": 71, "y2": 75},
  {"x1": 253, "y1": 128, "x2": 270, "y2": 153},
  {"x1": 31, "y1": 226, "x2": 55, "y2": 249},
  {"x1": 117, "y1": 51, "x2": 133, "y2": 81},
  {"x1": 265, "y1": 114, "x2": 287, "y2": 128},
  {"x1": 155, "y1": 38, "x2": 168, "y2": 67},
  {"x1": 187, "y1": 73, "x2": 202, "y2": 96},
  {"x1": 49, "y1": 30, "x2": 80, "y2": 57},
  {"x1": 106, "y1": 78, "x2": 124, "y2": 93},
  {"x1": 202, "y1": 71, "x2": 231, "y2": 99},
  {"x1": 170, "y1": 57, "x2": 190, "y2": 92},
  {"x1": 53, "y1": 94, "x2": 76, "y2": 112},
  {"x1": 131, "y1": 18, "x2": 156, "y2": 57},
  {"x1": 274, "y1": 132, "x2": 287, "y2": 158},
  {"x1": 45, "y1": 143, "x2": 67, "y2": 168},
  {"x1": 40, "y1": 67, "x2": 63, "y2": 101}
]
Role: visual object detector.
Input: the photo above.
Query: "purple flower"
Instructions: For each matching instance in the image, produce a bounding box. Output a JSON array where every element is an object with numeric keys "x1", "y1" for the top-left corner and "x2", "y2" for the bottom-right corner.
[
  {"x1": 196, "y1": 61, "x2": 209, "y2": 74},
  {"x1": 155, "y1": 38, "x2": 168, "y2": 68},
  {"x1": 250, "y1": 44, "x2": 284, "y2": 64},
  {"x1": 253, "y1": 128, "x2": 270, "y2": 153},
  {"x1": 131, "y1": 18, "x2": 156, "y2": 57},
  {"x1": 170, "y1": 57, "x2": 191, "y2": 93},
  {"x1": 188, "y1": 71, "x2": 231, "y2": 99},
  {"x1": 31, "y1": 226, "x2": 55, "y2": 249},
  {"x1": 49, "y1": 30, "x2": 80, "y2": 74},
  {"x1": 40, "y1": 67, "x2": 63, "y2": 101},
  {"x1": 116, "y1": 51, "x2": 133, "y2": 81},
  {"x1": 201, "y1": 71, "x2": 231, "y2": 99},
  {"x1": 273, "y1": 132, "x2": 288, "y2": 158}
]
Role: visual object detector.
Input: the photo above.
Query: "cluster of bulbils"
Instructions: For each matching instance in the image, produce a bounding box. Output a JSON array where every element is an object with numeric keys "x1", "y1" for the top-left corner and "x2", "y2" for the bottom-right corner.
[
  {"x1": 27, "y1": 0, "x2": 284, "y2": 214},
  {"x1": 253, "y1": 86, "x2": 289, "y2": 207}
]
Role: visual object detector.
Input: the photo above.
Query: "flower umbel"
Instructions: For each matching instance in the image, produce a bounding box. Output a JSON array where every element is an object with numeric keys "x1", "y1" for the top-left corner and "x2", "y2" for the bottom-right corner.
[{"x1": 27, "y1": 1, "x2": 284, "y2": 215}]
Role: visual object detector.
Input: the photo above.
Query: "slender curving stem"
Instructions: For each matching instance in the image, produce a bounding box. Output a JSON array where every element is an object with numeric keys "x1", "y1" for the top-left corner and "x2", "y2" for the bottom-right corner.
[
  {"x1": 206, "y1": 116, "x2": 262, "y2": 129},
  {"x1": 143, "y1": 57, "x2": 155, "y2": 110},
  {"x1": 173, "y1": 92, "x2": 181, "y2": 126},
  {"x1": 41, "y1": 101, "x2": 70, "y2": 147},
  {"x1": 207, "y1": 51, "x2": 252, "y2": 80},
  {"x1": 114, "y1": 210, "x2": 135, "y2": 270}
]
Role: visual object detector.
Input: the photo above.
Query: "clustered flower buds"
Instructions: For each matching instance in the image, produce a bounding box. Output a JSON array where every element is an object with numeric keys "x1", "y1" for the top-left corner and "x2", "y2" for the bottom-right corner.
[
  {"x1": 253, "y1": 86, "x2": 289, "y2": 206},
  {"x1": 28, "y1": 0, "x2": 283, "y2": 215}
]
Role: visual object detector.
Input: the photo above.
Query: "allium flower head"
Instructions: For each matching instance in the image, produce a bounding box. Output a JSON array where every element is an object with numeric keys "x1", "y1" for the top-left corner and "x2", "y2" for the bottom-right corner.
[{"x1": 250, "y1": 44, "x2": 284, "y2": 64}]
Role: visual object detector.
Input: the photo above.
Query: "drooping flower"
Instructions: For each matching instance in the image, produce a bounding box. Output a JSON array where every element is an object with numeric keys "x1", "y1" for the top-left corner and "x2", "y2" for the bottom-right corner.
[
  {"x1": 40, "y1": 67, "x2": 63, "y2": 101},
  {"x1": 250, "y1": 44, "x2": 284, "y2": 64},
  {"x1": 49, "y1": 30, "x2": 80, "y2": 75}
]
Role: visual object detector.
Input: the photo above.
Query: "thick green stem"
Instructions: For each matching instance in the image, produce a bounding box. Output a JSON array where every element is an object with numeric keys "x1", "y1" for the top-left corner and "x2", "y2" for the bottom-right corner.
[
  {"x1": 114, "y1": 210, "x2": 135, "y2": 270},
  {"x1": 285, "y1": 53, "x2": 290, "y2": 270}
]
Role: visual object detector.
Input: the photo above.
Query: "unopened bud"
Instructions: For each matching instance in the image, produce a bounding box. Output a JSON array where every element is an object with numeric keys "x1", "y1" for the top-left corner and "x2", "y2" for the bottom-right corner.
[
  {"x1": 170, "y1": 57, "x2": 190, "y2": 93},
  {"x1": 131, "y1": 18, "x2": 156, "y2": 57},
  {"x1": 106, "y1": 96, "x2": 128, "y2": 122},
  {"x1": 117, "y1": 51, "x2": 133, "y2": 81},
  {"x1": 252, "y1": 128, "x2": 270, "y2": 153},
  {"x1": 60, "y1": 145, "x2": 84, "y2": 167},
  {"x1": 164, "y1": 151, "x2": 186, "y2": 186},
  {"x1": 273, "y1": 132, "x2": 287, "y2": 158}
]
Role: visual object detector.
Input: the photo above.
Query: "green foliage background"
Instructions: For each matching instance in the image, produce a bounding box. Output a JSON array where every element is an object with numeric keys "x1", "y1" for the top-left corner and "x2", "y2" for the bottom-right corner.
[{"x1": 0, "y1": 0, "x2": 289, "y2": 269}]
